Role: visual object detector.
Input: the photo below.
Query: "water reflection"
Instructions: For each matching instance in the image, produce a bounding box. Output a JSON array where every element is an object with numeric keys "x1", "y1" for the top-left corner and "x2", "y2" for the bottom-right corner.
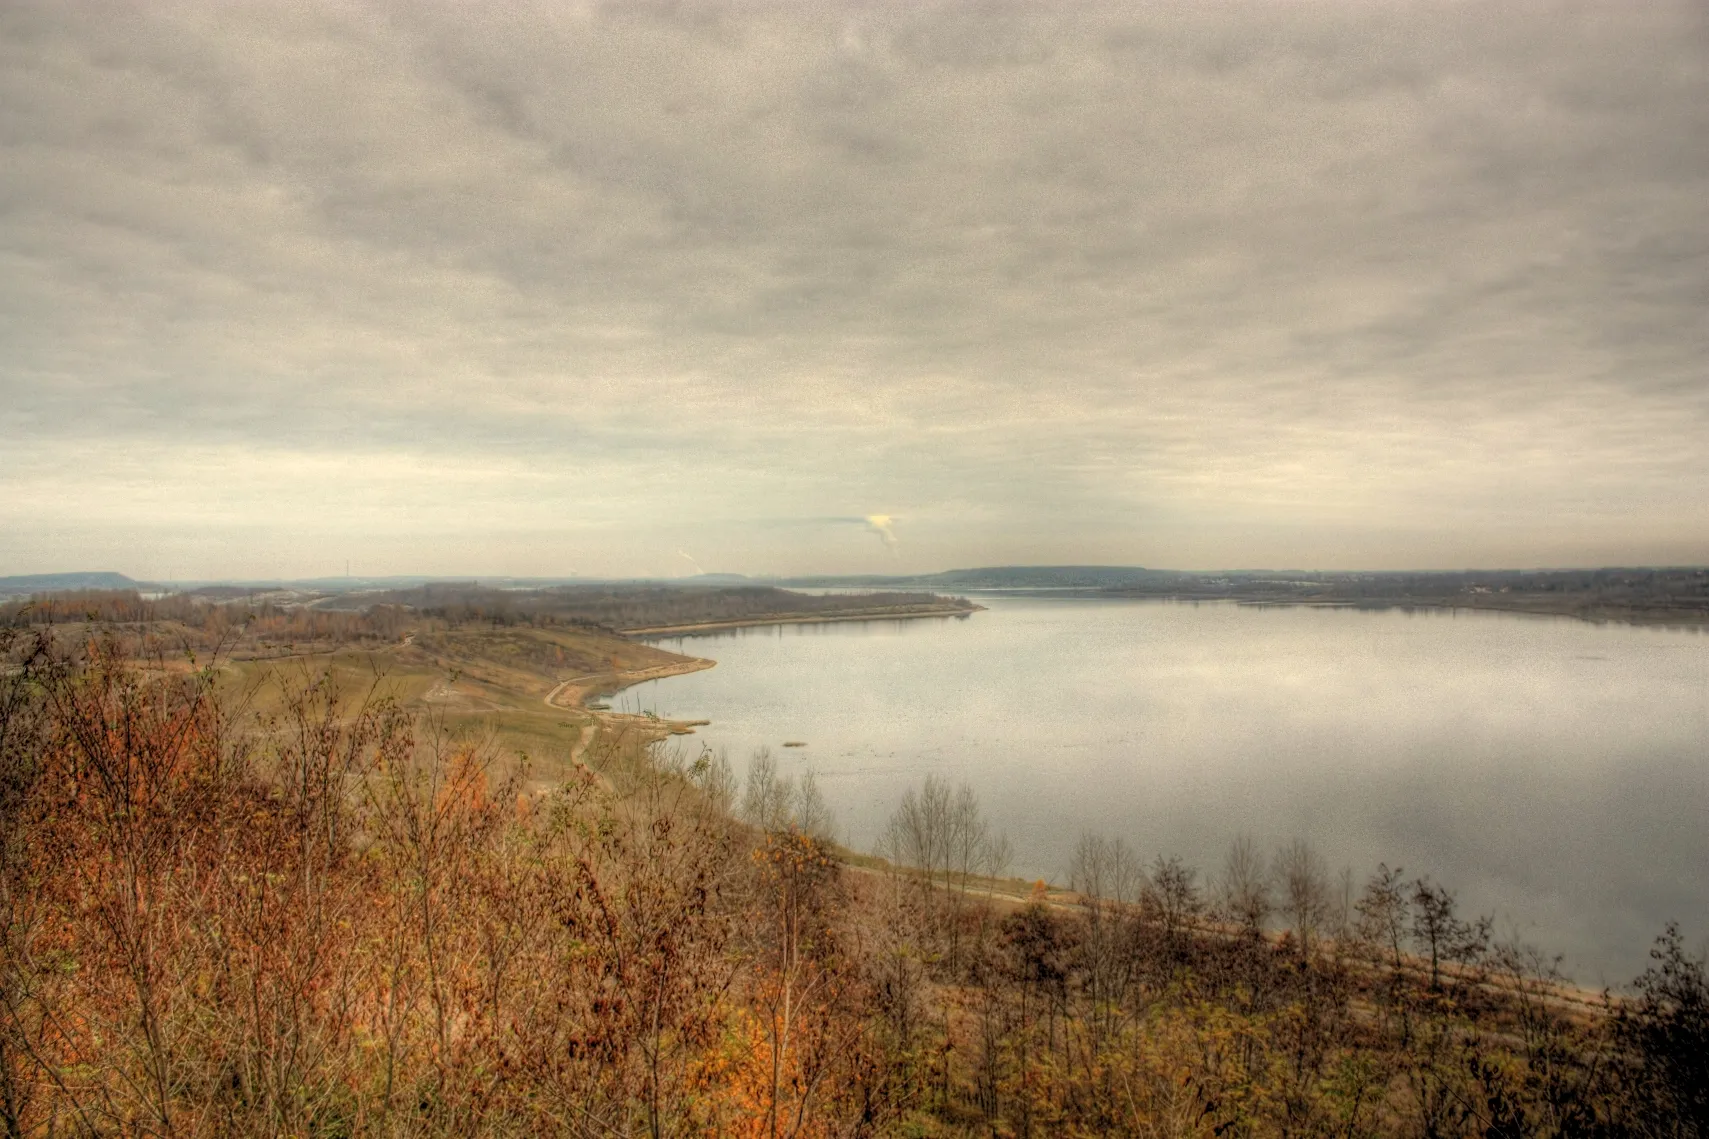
[{"x1": 628, "y1": 596, "x2": 1709, "y2": 984}]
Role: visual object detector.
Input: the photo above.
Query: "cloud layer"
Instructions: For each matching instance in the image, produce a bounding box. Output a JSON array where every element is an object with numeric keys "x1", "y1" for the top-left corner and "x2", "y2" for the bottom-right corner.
[{"x1": 2, "y1": 0, "x2": 1705, "y2": 577}]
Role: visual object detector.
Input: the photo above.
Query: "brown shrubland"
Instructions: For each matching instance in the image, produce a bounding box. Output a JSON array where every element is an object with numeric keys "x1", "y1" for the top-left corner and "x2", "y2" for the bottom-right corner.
[{"x1": 0, "y1": 626, "x2": 1701, "y2": 1137}]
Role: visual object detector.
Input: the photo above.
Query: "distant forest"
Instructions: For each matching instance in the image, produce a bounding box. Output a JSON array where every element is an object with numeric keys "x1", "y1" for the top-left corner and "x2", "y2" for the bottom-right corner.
[
  {"x1": 1104, "y1": 566, "x2": 1709, "y2": 620},
  {"x1": 785, "y1": 566, "x2": 1709, "y2": 625},
  {"x1": 7, "y1": 566, "x2": 1706, "y2": 626},
  {"x1": 319, "y1": 583, "x2": 976, "y2": 631},
  {"x1": 0, "y1": 590, "x2": 412, "y2": 651},
  {"x1": 0, "y1": 583, "x2": 976, "y2": 647}
]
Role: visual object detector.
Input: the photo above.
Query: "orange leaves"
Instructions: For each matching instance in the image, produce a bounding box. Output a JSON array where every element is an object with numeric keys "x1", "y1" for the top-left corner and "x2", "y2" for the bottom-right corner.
[
  {"x1": 691, "y1": 1008, "x2": 776, "y2": 1136},
  {"x1": 692, "y1": 1000, "x2": 852, "y2": 1139},
  {"x1": 436, "y1": 746, "x2": 490, "y2": 815},
  {"x1": 3, "y1": 642, "x2": 884, "y2": 1136},
  {"x1": 753, "y1": 829, "x2": 837, "y2": 879}
]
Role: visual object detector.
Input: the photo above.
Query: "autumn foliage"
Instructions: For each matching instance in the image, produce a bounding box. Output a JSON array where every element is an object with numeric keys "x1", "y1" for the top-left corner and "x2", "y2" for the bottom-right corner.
[
  {"x1": 0, "y1": 630, "x2": 898, "y2": 1137},
  {"x1": 0, "y1": 627, "x2": 1701, "y2": 1137}
]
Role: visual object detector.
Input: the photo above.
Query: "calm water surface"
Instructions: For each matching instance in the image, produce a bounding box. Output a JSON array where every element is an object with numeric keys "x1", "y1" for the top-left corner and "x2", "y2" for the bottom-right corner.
[{"x1": 625, "y1": 595, "x2": 1708, "y2": 983}]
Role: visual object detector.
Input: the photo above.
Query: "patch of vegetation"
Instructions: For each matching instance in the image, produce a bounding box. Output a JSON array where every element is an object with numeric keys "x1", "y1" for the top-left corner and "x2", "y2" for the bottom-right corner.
[
  {"x1": 1107, "y1": 567, "x2": 1709, "y2": 626},
  {"x1": 323, "y1": 582, "x2": 979, "y2": 632},
  {"x1": 0, "y1": 625, "x2": 1701, "y2": 1136}
]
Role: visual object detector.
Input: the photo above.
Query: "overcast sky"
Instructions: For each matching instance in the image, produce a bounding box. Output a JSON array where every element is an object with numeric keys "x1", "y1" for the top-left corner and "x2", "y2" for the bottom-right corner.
[{"x1": 2, "y1": 0, "x2": 1705, "y2": 579}]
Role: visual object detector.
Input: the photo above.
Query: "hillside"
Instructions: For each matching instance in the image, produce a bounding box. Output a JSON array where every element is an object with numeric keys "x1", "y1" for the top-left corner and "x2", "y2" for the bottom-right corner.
[
  {"x1": 0, "y1": 571, "x2": 141, "y2": 598},
  {"x1": 0, "y1": 619, "x2": 1701, "y2": 1136}
]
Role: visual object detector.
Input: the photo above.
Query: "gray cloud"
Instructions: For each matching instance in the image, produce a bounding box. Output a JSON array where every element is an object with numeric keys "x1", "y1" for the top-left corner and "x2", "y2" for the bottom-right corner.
[{"x1": 1, "y1": 0, "x2": 1705, "y2": 577}]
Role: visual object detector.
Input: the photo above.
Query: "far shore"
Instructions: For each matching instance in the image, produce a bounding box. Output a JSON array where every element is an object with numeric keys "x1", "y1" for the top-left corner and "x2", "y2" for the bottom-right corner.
[{"x1": 1221, "y1": 595, "x2": 1709, "y2": 629}]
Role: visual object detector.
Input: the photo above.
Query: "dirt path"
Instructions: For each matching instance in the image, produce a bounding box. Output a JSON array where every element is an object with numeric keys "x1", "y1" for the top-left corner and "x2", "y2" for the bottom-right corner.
[
  {"x1": 542, "y1": 675, "x2": 586, "y2": 709},
  {"x1": 539, "y1": 656, "x2": 718, "y2": 767},
  {"x1": 568, "y1": 720, "x2": 595, "y2": 764}
]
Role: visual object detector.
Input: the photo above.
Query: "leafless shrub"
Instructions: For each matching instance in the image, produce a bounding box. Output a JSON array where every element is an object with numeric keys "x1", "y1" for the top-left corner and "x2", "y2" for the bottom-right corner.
[
  {"x1": 1273, "y1": 839, "x2": 1331, "y2": 957},
  {"x1": 1218, "y1": 834, "x2": 1272, "y2": 937},
  {"x1": 1410, "y1": 876, "x2": 1491, "y2": 990},
  {"x1": 793, "y1": 768, "x2": 835, "y2": 841},
  {"x1": 741, "y1": 746, "x2": 793, "y2": 831},
  {"x1": 688, "y1": 744, "x2": 738, "y2": 817},
  {"x1": 1145, "y1": 854, "x2": 1204, "y2": 948},
  {"x1": 1070, "y1": 833, "x2": 1145, "y2": 910},
  {"x1": 739, "y1": 747, "x2": 835, "y2": 841}
]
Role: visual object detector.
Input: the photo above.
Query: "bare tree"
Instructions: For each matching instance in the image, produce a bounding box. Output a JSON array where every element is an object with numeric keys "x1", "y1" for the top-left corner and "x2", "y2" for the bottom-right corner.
[
  {"x1": 742, "y1": 747, "x2": 794, "y2": 832},
  {"x1": 878, "y1": 774, "x2": 956, "y2": 892},
  {"x1": 1217, "y1": 834, "x2": 1271, "y2": 938},
  {"x1": 1355, "y1": 864, "x2": 1410, "y2": 971},
  {"x1": 1070, "y1": 833, "x2": 1145, "y2": 910},
  {"x1": 792, "y1": 769, "x2": 834, "y2": 842},
  {"x1": 879, "y1": 777, "x2": 1010, "y2": 972},
  {"x1": 689, "y1": 745, "x2": 738, "y2": 817},
  {"x1": 1409, "y1": 877, "x2": 1490, "y2": 990},
  {"x1": 1331, "y1": 866, "x2": 1355, "y2": 946},
  {"x1": 1617, "y1": 923, "x2": 1709, "y2": 1136},
  {"x1": 1146, "y1": 854, "x2": 1204, "y2": 949},
  {"x1": 983, "y1": 832, "x2": 1013, "y2": 881},
  {"x1": 735, "y1": 747, "x2": 836, "y2": 841},
  {"x1": 1273, "y1": 839, "x2": 1331, "y2": 957},
  {"x1": 948, "y1": 783, "x2": 989, "y2": 895},
  {"x1": 1070, "y1": 833, "x2": 1146, "y2": 1054}
]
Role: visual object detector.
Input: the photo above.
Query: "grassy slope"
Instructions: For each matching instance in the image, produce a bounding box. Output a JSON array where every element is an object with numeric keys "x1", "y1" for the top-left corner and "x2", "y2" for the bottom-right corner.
[{"x1": 216, "y1": 622, "x2": 710, "y2": 784}]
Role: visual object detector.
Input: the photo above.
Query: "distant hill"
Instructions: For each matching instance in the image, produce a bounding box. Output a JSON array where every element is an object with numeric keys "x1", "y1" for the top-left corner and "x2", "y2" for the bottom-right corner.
[
  {"x1": 0, "y1": 571, "x2": 141, "y2": 598},
  {"x1": 156, "y1": 575, "x2": 606, "y2": 593}
]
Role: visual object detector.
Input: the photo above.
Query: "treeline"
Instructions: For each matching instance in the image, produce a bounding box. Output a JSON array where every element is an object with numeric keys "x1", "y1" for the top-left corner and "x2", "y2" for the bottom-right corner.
[
  {"x1": 0, "y1": 585, "x2": 977, "y2": 670},
  {"x1": 695, "y1": 765, "x2": 1706, "y2": 1136},
  {"x1": 0, "y1": 590, "x2": 412, "y2": 648},
  {"x1": 855, "y1": 789, "x2": 1708, "y2": 1137},
  {"x1": 1103, "y1": 567, "x2": 1709, "y2": 622},
  {"x1": 0, "y1": 629, "x2": 1702, "y2": 1136},
  {"x1": 324, "y1": 583, "x2": 972, "y2": 632}
]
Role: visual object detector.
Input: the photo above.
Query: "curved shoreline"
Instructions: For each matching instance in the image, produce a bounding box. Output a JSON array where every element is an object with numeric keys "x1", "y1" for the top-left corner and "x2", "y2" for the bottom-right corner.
[
  {"x1": 547, "y1": 602, "x2": 983, "y2": 748},
  {"x1": 541, "y1": 656, "x2": 717, "y2": 754},
  {"x1": 543, "y1": 655, "x2": 717, "y2": 710}
]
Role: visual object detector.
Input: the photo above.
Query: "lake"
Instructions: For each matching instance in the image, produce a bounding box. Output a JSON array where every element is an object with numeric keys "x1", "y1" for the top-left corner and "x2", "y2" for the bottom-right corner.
[{"x1": 623, "y1": 594, "x2": 1708, "y2": 984}]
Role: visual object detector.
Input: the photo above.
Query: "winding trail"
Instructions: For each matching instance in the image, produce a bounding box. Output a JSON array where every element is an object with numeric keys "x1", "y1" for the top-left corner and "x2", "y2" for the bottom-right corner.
[
  {"x1": 568, "y1": 720, "x2": 596, "y2": 764},
  {"x1": 542, "y1": 675, "x2": 592, "y2": 709},
  {"x1": 539, "y1": 657, "x2": 718, "y2": 768}
]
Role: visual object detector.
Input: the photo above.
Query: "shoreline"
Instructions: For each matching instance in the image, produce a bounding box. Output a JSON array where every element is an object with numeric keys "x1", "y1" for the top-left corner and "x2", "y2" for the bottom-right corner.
[
  {"x1": 543, "y1": 655, "x2": 717, "y2": 711},
  {"x1": 1098, "y1": 592, "x2": 1709, "y2": 630},
  {"x1": 620, "y1": 601, "x2": 984, "y2": 637},
  {"x1": 543, "y1": 601, "x2": 982, "y2": 748},
  {"x1": 542, "y1": 654, "x2": 718, "y2": 752},
  {"x1": 1238, "y1": 596, "x2": 1709, "y2": 629}
]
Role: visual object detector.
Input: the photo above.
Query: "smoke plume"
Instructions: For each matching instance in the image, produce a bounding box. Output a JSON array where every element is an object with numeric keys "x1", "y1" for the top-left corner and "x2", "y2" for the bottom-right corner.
[{"x1": 864, "y1": 515, "x2": 899, "y2": 552}]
